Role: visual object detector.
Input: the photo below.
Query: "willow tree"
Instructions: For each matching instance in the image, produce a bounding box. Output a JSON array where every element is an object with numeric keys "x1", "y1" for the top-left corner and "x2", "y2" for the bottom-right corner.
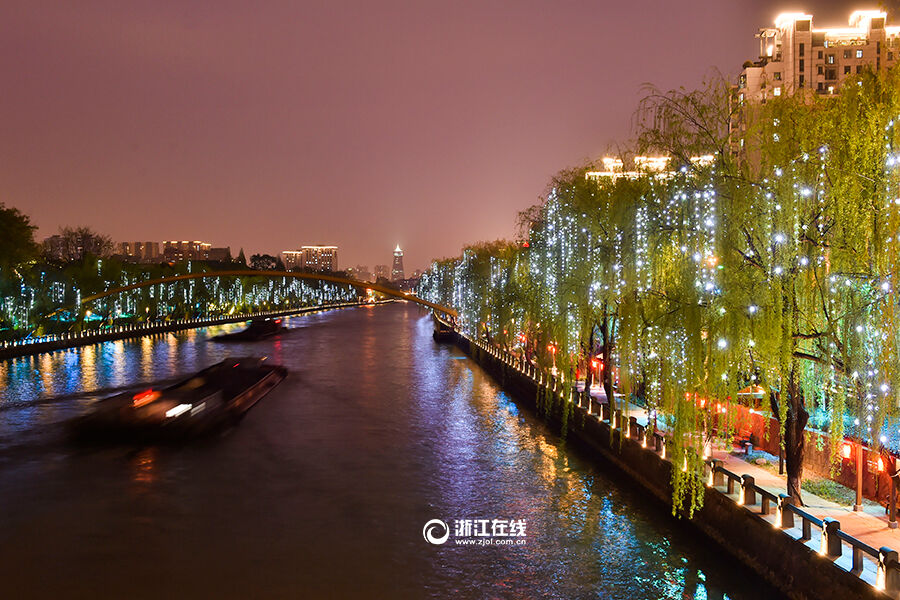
[{"x1": 807, "y1": 69, "x2": 900, "y2": 459}]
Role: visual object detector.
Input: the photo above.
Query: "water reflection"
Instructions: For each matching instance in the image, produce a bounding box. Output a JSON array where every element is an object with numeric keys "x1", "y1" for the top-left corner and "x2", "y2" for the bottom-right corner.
[{"x1": 0, "y1": 305, "x2": 781, "y2": 599}]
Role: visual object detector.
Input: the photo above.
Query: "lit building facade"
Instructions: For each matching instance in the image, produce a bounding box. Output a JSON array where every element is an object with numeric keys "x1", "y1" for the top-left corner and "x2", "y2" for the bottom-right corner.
[
  {"x1": 391, "y1": 245, "x2": 404, "y2": 282},
  {"x1": 118, "y1": 241, "x2": 161, "y2": 263},
  {"x1": 735, "y1": 11, "x2": 899, "y2": 104},
  {"x1": 282, "y1": 246, "x2": 339, "y2": 272},
  {"x1": 163, "y1": 241, "x2": 212, "y2": 262},
  {"x1": 584, "y1": 156, "x2": 712, "y2": 182},
  {"x1": 281, "y1": 250, "x2": 303, "y2": 271},
  {"x1": 43, "y1": 232, "x2": 110, "y2": 261},
  {"x1": 374, "y1": 264, "x2": 389, "y2": 280}
]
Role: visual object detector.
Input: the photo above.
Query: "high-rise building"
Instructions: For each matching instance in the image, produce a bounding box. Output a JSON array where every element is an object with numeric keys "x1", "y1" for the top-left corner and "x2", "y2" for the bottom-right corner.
[
  {"x1": 281, "y1": 245, "x2": 338, "y2": 272},
  {"x1": 732, "y1": 10, "x2": 899, "y2": 150},
  {"x1": 281, "y1": 250, "x2": 303, "y2": 271},
  {"x1": 303, "y1": 245, "x2": 338, "y2": 272},
  {"x1": 374, "y1": 264, "x2": 389, "y2": 280},
  {"x1": 43, "y1": 231, "x2": 110, "y2": 261},
  {"x1": 739, "y1": 11, "x2": 898, "y2": 102},
  {"x1": 391, "y1": 245, "x2": 404, "y2": 282},
  {"x1": 118, "y1": 242, "x2": 161, "y2": 263},
  {"x1": 163, "y1": 241, "x2": 212, "y2": 262}
]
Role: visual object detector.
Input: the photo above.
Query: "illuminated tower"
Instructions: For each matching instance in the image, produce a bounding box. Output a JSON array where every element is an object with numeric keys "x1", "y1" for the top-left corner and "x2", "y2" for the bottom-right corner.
[{"x1": 391, "y1": 245, "x2": 404, "y2": 282}]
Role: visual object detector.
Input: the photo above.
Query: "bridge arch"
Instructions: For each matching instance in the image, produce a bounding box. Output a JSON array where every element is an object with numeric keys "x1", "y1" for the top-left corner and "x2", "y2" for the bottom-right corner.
[{"x1": 79, "y1": 270, "x2": 457, "y2": 317}]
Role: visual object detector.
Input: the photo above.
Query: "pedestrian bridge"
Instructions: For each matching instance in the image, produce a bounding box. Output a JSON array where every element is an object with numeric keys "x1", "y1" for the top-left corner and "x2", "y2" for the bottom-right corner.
[{"x1": 78, "y1": 270, "x2": 457, "y2": 318}]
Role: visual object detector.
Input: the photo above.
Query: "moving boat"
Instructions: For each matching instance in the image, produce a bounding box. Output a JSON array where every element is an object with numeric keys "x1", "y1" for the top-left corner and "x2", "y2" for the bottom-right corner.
[
  {"x1": 70, "y1": 357, "x2": 287, "y2": 441},
  {"x1": 212, "y1": 317, "x2": 286, "y2": 342}
]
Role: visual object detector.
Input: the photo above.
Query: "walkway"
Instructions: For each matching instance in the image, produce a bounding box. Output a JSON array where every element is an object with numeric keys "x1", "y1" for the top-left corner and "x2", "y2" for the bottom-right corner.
[{"x1": 576, "y1": 381, "x2": 898, "y2": 587}]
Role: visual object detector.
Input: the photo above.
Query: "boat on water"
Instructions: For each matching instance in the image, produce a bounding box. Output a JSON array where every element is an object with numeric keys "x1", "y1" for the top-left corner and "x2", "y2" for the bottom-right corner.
[
  {"x1": 70, "y1": 357, "x2": 287, "y2": 441},
  {"x1": 212, "y1": 317, "x2": 286, "y2": 342},
  {"x1": 432, "y1": 312, "x2": 455, "y2": 342}
]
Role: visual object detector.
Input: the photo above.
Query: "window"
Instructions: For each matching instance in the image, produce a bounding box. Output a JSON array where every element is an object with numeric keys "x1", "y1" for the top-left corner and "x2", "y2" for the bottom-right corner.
[
  {"x1": 826, "y1": 54, "x2": 835, "y2": 64},
  {"x1": 817, "y1": 65, "x2": 824, "y2": 75},
  {"x1": 825, "y1": 68, "x2": 837, "y2": 80},
  {"x1": 857, "y1": 65, "x2": 862, "y2": 73},
  {"x1": 799, "y1": 75, "x2": 805, "y2": 87},
  {"x1": 773, "y1": 87, "x2": 781, "y2": 97},
  {"x1": 818, "y1": 50, "x2": 824, "y2": 59},
  {"x1": 857, "y1": 49, "x2": 864, "y2": 59},
  {"x1": 817, "y1": 82, "x2": 824, "y2": 91},
  {"x1": 799, "y1": 59, "x2": 805, "y2": 71},
  {"x1": 799, "y1": 43, "x2": 805, "y2": 57},
  {"x1": 844, "y1": 49, "x2": 852, "y2": 59},
  {"x1": 844, "y1": 66, "x2": 851, "y2": 75},
  {"x1": 890, "y1": 51, "x2": 895, "y2": 61},
  {"x1": 773, "y1": 71, "x2": 782, "y2": 80}
]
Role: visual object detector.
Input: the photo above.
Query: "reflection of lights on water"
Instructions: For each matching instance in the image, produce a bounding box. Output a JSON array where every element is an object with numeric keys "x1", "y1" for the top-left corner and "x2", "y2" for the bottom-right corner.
[
  {"x1": 81, "y1": 345, "x2": 97, "y2": 389},
  {"x1": 131, "y1": 447, "x2": 157, "y2": 485}
]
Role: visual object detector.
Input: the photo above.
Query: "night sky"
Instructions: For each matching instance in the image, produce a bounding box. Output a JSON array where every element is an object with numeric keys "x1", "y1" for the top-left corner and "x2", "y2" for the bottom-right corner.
[{"x1": 0, "y1": 1, "x2": 867, "y2": 272}]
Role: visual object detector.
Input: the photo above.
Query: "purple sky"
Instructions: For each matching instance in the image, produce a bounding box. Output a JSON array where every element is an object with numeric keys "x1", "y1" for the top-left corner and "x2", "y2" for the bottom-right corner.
[{"x1": 0, "y1": 1, "x2": 863, "y2": 272}]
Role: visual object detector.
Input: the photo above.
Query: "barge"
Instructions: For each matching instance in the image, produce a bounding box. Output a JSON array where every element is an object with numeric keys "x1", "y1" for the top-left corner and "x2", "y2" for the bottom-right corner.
[
  {"x1": 71, "y1": 357, "x2": 287, "y2": 441},
  {"x1": 212, "y1": 317, "x2": 286, "y2": 342}
]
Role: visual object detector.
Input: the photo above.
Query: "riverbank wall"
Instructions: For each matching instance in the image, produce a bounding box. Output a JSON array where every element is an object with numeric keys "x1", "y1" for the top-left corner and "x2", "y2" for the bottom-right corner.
[
  {"x1": 451, "y1": 330, "x2": 894, "y2": 600},
  {"x1": 0, "y1": 301, "x2": 381, "y2": 361}
]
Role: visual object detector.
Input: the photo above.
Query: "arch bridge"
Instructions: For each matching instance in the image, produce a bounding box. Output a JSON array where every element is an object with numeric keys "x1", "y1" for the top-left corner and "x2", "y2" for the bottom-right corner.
[{"x1": 76, "y1": 270, "x2": 456, "y2": 318}]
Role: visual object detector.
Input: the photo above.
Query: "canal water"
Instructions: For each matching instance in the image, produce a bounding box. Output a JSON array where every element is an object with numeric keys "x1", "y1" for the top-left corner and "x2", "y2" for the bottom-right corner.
[{"x1": 0, "y1": 303, "x2": 782, "y2": 599}]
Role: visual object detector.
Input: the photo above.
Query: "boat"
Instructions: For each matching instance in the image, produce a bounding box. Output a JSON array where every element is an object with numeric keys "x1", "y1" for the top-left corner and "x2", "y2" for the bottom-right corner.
[
  {"x1": 211, "y1": 317, "x2": 286, "y2": 342},
  {"x1": 70, "y1": 357, "x2": 287, "y2": 441},
  {"x1": 432, "y1": 312, "x2": 456, "y2": 342}
]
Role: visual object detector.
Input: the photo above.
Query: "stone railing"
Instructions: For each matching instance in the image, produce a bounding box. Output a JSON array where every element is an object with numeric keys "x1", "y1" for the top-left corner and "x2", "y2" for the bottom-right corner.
[{"x1": 457, "y1": 331, "x2": 900, "y2": 599}]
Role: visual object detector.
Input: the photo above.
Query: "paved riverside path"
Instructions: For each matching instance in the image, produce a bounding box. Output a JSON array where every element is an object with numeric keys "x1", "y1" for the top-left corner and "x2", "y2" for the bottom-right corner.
[{"x1": 575, "y1": 381, "x2": 900, "y2": 587}]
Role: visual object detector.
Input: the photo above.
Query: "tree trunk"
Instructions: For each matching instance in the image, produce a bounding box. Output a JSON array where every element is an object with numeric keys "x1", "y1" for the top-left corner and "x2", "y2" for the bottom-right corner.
[
  {"x1": 583, "y1": 328, "x2": 595, "y2": 406},
  {"x1": 783, "y1": 371, "x2": 809, "y2": 505},
  {"x1": 600, "y1": 316, "x2": 615, "y2": 418}
]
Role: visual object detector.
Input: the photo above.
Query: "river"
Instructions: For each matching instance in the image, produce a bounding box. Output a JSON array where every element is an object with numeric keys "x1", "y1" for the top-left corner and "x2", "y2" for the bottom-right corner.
[{"x1": 0, "y1": 302, "x2": 782, "y2": 599}]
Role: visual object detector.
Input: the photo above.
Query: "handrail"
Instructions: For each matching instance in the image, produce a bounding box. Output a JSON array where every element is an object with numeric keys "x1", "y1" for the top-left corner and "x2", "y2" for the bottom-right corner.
[
  {"x1": 835, "y1": 529, "x2": 879, "y2": 558},
  {"x1": 461, "y1": 333, "x2": 900, "y2": 595},
  {"x1": 785, "y1": 504, "x2": 824, "y2": 529}
]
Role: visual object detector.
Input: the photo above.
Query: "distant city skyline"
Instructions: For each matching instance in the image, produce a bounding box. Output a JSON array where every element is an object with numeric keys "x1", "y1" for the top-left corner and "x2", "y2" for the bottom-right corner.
[{"x1": 2, "y1": 1, "x2": 865, "y2": 272}]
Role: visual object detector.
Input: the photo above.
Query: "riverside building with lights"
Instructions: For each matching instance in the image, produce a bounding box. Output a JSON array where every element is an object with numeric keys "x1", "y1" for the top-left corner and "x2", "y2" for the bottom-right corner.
[
  {"x1": 281, "y1": 245, "x2": 338, "y2": 272},
  {"x1": 739, "y1": 10, "x2": 898, "y2": 102},
  {"x1": 732, "y1": 10, "x2": 900, "y2": 142}
]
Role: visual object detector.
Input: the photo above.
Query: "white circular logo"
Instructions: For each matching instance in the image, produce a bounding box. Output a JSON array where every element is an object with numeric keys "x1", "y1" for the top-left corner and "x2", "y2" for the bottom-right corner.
[{"x1": 423, "y1": 519, "x2": 449, "y2": 545}]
